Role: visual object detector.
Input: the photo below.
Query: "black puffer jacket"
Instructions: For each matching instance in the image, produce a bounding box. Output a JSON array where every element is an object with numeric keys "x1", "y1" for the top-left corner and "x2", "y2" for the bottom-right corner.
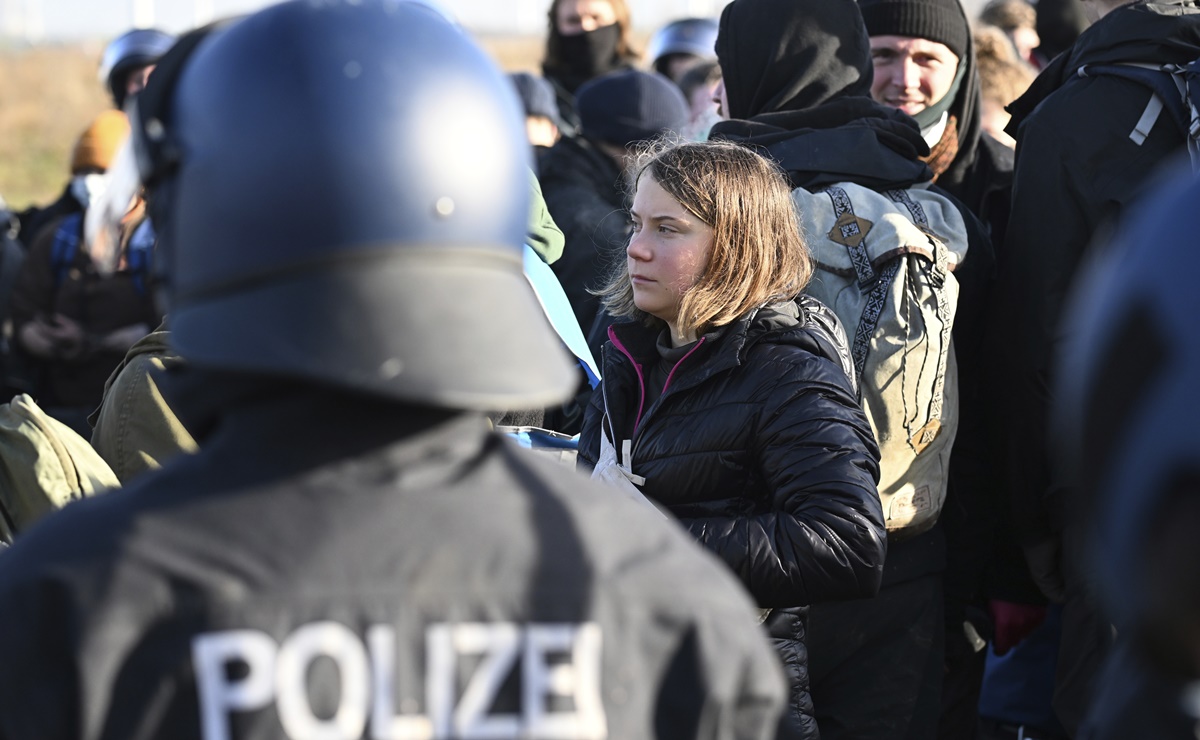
[{"x1": 579, "y1": 298, "x2": 887, "y2": 738}]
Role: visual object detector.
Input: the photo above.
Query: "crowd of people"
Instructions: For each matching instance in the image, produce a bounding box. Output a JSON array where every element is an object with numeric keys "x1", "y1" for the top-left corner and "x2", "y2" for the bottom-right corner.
[{"x1": 0, "y1": 0, "x2": 1196, "y2": 738}]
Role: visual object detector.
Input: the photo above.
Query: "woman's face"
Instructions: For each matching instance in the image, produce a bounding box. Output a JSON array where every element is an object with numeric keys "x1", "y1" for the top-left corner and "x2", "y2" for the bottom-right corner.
[
  {"x1": 555, "y1": 0, "x2": 617, "y2": 35},
  {"x1": 627, "y1": 174, "x2": 714, "y2": 334}
]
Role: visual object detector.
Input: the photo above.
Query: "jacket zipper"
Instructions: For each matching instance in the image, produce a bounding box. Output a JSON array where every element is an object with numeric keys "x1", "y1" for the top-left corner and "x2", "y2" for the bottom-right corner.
[{"x1": 606, "y1": 326, "x2": 648, "y2": 436}]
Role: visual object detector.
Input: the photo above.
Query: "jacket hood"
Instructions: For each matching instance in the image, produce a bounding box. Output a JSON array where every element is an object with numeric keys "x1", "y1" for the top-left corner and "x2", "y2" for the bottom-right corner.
[
  {"x1": 710, "y1": 97, "x2": 933, "y2": 190},
  {"x1": 715, "y1": 0, "x2": 873, "y2": 119},
  {"x1": 927, "y1": 0, "x2": 984, "y2": 199},
  {"x1": 1008, "y1": 0, "x2": 1200, "y2": 133}
]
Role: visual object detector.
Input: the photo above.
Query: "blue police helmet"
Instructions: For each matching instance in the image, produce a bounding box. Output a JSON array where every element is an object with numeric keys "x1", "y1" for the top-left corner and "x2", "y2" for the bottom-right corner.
[
  {"x1": 646, "y1": 18, "x2": 718, "y2": 69},
  {"x1": 99, "y1": 28, "x2": 177, "y2": 109},
  {"x1": 133, "y1": 0, "x2": 577, "y2": 411}
]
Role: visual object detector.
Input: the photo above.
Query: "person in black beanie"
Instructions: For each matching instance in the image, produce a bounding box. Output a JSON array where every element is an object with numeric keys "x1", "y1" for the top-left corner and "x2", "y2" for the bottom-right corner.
[
  {"x1": 860, "y1": 0, "x2": 1015, "y2": 256},
  {"x1": 858, "y1": 2, "x2": 1021, "y2": 739},
  {"x1": 709, "y1": 0, "x2": 996, "y2": 737},
  {"x1": 540, "y1": 69, "x2": 689, "y2": 356}
]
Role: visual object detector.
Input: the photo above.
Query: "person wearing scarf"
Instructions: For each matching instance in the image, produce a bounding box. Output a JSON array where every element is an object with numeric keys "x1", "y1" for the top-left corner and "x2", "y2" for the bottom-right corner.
[
  {"x1": 709, "y1": 1, "x2": 996, "y2": 738},
  {"x1": 860, "y1": 0, "x2": 1016, "y2": 257},
  {"x1": 541, "y1": 0, "x2": 640, "y2": 136},
  {"x1": 859, "y1": 2, "x2": 1026, "y2": 736}
]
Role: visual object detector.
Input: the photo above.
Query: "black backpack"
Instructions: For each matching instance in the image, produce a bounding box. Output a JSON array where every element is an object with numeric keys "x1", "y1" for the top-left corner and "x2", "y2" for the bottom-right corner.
[{"x1": 1078, "y1": 60, "x2": 1200, "y2": 167}]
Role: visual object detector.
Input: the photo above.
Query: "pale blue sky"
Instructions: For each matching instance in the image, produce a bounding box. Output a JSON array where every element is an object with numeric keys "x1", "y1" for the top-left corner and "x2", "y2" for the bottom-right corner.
[
  {"x1": 11, "y1": 0, "x2": 730, "y2": 40},
  {"x1": 11, "y1": 0, "x2": 986, "y2": 42}
]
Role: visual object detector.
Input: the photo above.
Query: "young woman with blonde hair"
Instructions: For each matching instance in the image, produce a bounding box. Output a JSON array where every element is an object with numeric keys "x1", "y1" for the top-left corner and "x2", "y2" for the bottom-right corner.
[{"x1": 579, "y1": 139, "x2": 887, "y2": 738}]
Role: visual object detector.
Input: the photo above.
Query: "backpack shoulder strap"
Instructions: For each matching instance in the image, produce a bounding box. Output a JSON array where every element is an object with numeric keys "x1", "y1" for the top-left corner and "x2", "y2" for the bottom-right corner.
[
  {"x1": 125, "y1": 219, "x2": 155, "y2": 295},
  {"x1": 1077, "y1": 62, "x2": 1193, "y2": 150},
  {"x1": 819, "y1": 186, "x2": 898, "y2": 384},
  {"x1": 49, "y1": 213, "x2": 83, "y2": 290}
]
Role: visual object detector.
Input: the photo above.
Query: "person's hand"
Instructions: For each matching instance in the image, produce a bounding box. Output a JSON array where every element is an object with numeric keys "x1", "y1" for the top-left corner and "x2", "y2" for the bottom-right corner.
[
  {"x1": 17, "y1": 317, "x2": 58, "y2": 358},
  {"x1": 1022, "y1": 536, "x2": 1067, "y2": 604},
  {"x1": 988, "y1": 599, "x2": 1047, "y2": 655},
  {"x1": 18, "y1": 315, "x2": 84, "y2": 359},
  {"x1": 98, "y1": 322, "x2": 150, "y2": 353},
  {"x1": 45, "y1": 314, "x2": 85, "y2": 359}
]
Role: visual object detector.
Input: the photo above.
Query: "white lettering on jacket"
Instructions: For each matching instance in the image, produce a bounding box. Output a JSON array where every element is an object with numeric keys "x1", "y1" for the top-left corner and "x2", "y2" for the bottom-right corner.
[{"x1": 193, "y1": 622, "x2": 606, "y2": 740}]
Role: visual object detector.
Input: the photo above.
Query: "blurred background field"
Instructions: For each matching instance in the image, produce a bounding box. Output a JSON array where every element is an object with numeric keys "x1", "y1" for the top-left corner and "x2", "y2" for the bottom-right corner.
[
  {"x1": 0, "y1": 0, "x2": 992, "y2": 212},
  {"x1": 0, "y1": 43, "x2": 111, "y2": 210},
  {"x1": 0, "y1": 33, "x2": 549, "y2": 212}
]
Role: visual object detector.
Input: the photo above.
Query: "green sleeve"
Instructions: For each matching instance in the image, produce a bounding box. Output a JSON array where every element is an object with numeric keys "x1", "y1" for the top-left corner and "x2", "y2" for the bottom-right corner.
[{"x1": 525, "y1": 170, "x2": 564, "y2": 264}]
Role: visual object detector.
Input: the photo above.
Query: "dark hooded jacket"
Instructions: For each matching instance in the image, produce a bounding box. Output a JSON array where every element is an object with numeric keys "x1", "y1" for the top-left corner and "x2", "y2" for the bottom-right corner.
[
  {"x1": 579, "y1": 298, "x2": 887, "y2": 740},
  {"x1": 919, "y1": 0, "x2": 1015, "y2": 254},
  {"x1": 997, "y1": 0, "x2": 1200, "y2": 544},
  {"x1": 8, "y1": 213, "x2": 161, "y2": 410},
  {"x1": 858, "y1": 0, "x2": 1019, "y2": 626},
  {"x1": 540, "y1": 135, "x2": 630, "y2": 338},
  {"x1": 709, "y1": 0, "x2": 996, "y2": 620}
]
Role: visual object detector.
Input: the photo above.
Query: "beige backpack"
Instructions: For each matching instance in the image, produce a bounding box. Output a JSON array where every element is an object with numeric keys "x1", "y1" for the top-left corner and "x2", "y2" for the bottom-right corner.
[
  {"x1": 0, "y1": 394, "x2": 118, "y2": 542},
  {"x1": 795, "y1": 182, "x2": 968, "y2": 539}
]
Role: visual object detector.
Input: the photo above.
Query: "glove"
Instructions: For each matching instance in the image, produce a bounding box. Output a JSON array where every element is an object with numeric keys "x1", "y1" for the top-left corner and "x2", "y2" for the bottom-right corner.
[
  {"x1": 1022, "y1": 536, "x2": 1067, "y2": 605},
  {"x1": 18, "y1": 315, "x2": 85, "y2": 359},
  {"x1": 988, "y1": 599, "x2": 1047, "y2": 655}
]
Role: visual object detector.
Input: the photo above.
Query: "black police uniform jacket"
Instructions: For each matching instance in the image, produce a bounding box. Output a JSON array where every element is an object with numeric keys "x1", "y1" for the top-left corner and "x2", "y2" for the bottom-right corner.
[
  {"x1": 578, "y1": 300, "x2": 887, "y2": 738},
  {"x1": 0, "y1": 387, "x2": 788, "y2": 740}
]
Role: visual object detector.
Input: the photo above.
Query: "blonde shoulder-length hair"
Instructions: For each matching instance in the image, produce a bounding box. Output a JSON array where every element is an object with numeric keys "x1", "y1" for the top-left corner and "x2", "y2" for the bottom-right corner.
[{"x1": 597, "y1": 139, "x2": 812, "y2": 338}]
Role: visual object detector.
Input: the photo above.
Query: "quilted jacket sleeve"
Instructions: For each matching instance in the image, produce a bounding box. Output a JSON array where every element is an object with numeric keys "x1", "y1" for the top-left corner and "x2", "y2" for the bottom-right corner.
[{"x1": 679, "y1": 356, "x2": 886, "y2": 608}]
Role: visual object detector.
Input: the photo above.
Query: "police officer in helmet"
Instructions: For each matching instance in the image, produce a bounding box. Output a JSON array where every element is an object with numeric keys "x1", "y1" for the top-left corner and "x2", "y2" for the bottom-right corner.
[
  {"x1": 0, "y1": 2, "x2": 787, "y2": 738},
  {"x1": 98, "y1": 27, "x2": 176, "y2": 110}
]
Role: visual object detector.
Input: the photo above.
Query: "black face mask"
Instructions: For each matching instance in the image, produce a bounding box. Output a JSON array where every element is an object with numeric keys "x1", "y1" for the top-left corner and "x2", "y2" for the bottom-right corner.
[{"x1": 551, "y1": 23, "x2": 621, "y2": 93}]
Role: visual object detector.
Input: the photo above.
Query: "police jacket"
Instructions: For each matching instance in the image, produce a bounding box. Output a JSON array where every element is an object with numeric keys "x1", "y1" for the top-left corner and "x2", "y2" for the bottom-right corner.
[
  {"x1": 578, "y1": 299, "x2": 887, "y2": 738},
  {"x1": 0, "y1": 382, "x2": 787, "y2": 740},
  {"x1": 997, "y1": 0, "x2": 1200, "y2": 544}
]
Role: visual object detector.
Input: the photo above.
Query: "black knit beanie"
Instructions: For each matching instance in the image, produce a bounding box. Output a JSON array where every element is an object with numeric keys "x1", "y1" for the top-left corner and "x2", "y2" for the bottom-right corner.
[
  {"x1": 858, "y1": 0, "x2": 969, "y2": 59},
  {"x1": 576, "y1": 70, "x2": 690, "y2": 147}
]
